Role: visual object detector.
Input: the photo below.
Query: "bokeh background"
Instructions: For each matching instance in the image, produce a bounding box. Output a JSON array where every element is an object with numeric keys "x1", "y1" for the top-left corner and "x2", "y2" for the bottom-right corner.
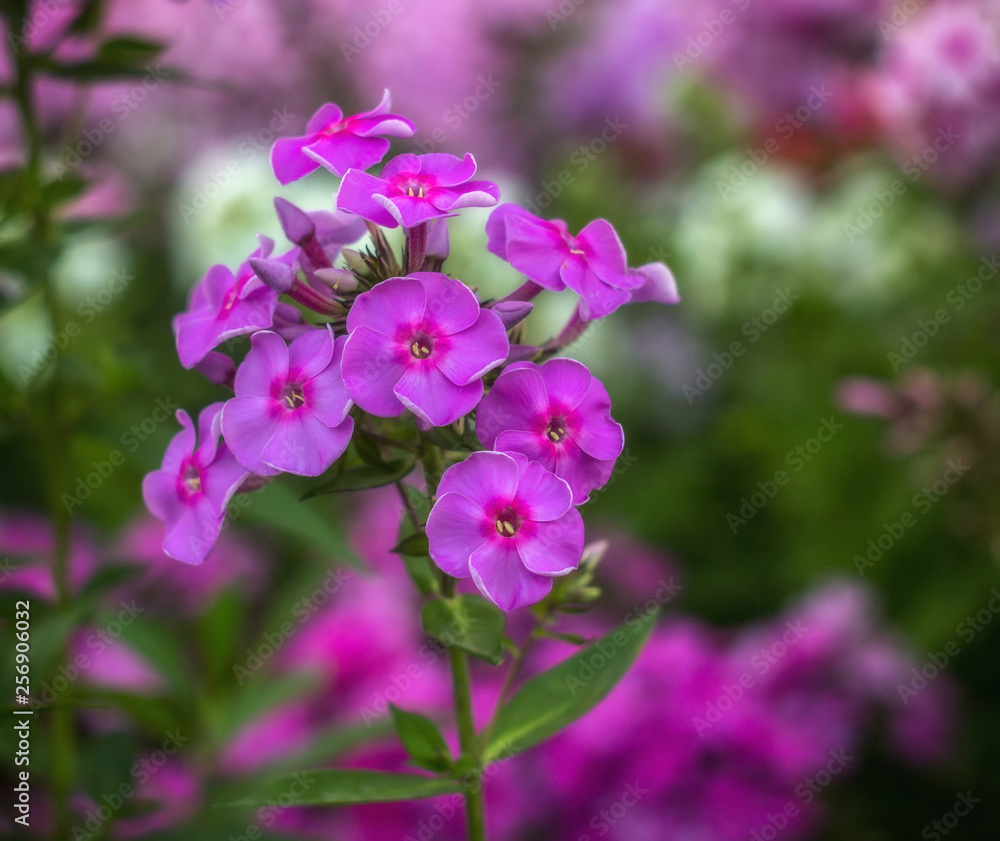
[{"x1": 1, "y1": 0, "x2": 999, "y2": 838}]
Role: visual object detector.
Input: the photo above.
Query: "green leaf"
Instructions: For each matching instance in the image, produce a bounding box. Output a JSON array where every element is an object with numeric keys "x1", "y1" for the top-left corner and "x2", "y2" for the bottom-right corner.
[
  {"x1": 96, "y1": 35, "x2": 164, "y2": 64},
  {"x1": 241, "y1": 481, "x2": 363, "y2": 566},
  {"x1": 390, "y1": 705, "x2": 452, "y2": 772},
  {"x1": 197, "y1": 588, "x2": 243, "y2": 687},
  {"x1": 393, "y1": 532, "x2": 429, "y2": 556},
  {"x1": 422, "y1": 595, "x2": 506, "y2": 666},
  {"x1": 483, "y1": 609, "x2": 658, "y2": 761},
  {"x1": 302, "y1": 458, "x2": 416, "y2": 497},
  {"x1": 67, "y1": 0, "x2": 105, "y2": 35},
  {"x1": 352, "y1": 428, "x2": 389, "y2": 467},
  {"x1": 220, "y1": 769, "x2": 461, "y2": 808}
]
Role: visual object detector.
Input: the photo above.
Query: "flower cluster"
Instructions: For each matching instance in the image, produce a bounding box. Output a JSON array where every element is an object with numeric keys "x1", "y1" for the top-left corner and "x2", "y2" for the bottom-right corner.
[{"x1": 144, "y1": 92, "x2": 679, "y2": 610}]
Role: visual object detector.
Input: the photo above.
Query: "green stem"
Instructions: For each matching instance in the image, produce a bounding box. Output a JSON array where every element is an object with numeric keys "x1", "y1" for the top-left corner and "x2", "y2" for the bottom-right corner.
[
  {"x1": 449, "y1": 646, "x2": 485, "y2": 841},
  {"x1": 11, "y1": 30, "x2": 75, "y2": 840}
]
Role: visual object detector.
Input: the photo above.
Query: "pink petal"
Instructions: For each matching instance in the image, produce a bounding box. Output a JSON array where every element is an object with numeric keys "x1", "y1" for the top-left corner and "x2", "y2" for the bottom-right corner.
[
  {"x1": 271, "y1": 136, "x2": 321, "y2": 185},
  {"x1": 221, "y1": 397, "x2": 282, "y2": 477},
  {"x1": 346, "y1": 277, "x2": 425, "y2": 335},
  {"x1": 576, "y1": 219, "x2": 633, "y2": 287},
  {"x1": 303, "y1": 133, "x2": 390, "y2": 177},
  {"x1": 342, "y1": 325, "x2": 407, "y2": 417},
  {"x1": 194, "y1": 402, "x2": 226, "y2": 465},
  {"x1": 381, "y1": 153, "x2": 421, "y2": 180},
  {"x1": 234, "y1": 331, "x2": 289, "y2": 398},
  {"x1": 485, "y1": 203, "x2": 527, "y2": 260},
  {"x1": 426, "y1": 492, "x2": 488, "y2": 578},
  {"x1": 431, "y1": 180, "x2": 499, "y2": 211},
  {"x1": 351, "y1": 113, "x2": 416, "y2": 138},
  {"x1": 393, "y1": 364, "x2": 482, "y2": 427},
  {"x1": 438, "y1": 451, "x2": 519, "y2": 510},
  {"x1": 303, "y1": 336, "x2": 352, "y2": 426},
  {"x1": 469, "y1": 540, "x2": 553, "y2": 611},
  {"x1": 514, "y1": 459, "x2": 573, "y2": 521},
  {"x1": 288, "y1": 326, "x2": 334, "y2": 382},
  {"x1": 417, "y1": 153, "x2": 478, "y2": 186},
  {"x1": 554, "y1": 439, "x2": 616, "y2": 505},
  {"x1": 434, "y1": 310, "x2": 509, "y2": 387},
  {"x1": 475, "y1": 367, "x2": 548, "y2": 448},
  {"x1": 336, "y1": 170, "x2": 398, "y2": 227},
  {"x1": 414, "y1": 272, "x2": 480, "y2": 334},
  {"x1": 561, "y1": 259, "x2": 631, "y2": 320},
  {"x1": 537, "y1": 358, "x2": 592, "y2": 411},
  {"x1": 142, "y1": 471, "x2": 183, "y2": 525},
  {"x1": 201, "y1": 445, "x2": 251, "y2": 512},
  {"x1": 574, "y1": 410, "x2": 624, "y2": 461},
  {"x1": 506, "y1": 214, "x2": 569, "y2": 290},
  {"x1": 162, "y1": 410, "x2": 196, "y2": 474},
  {"x1": 261, "y1": 411, "x2": 353, "y2": 476},
  {"x1": 494, "y1": 429, "x2": 553, "y2": 471},
  {"x1": 306, "y1": 102, "x2": 344, "y2": 134},
  {"x1": 517, "y1": 507, "x2": 584, "y2": 576},
  {"x1": 381, "y1": 194, "x2": 447, "y2": 228},
  {"x1": 163, "y1": 495, "x2": 221, "y2": 566},
  {"x1": 628, "y1": 262, "x2": 680, "y2": 304}
]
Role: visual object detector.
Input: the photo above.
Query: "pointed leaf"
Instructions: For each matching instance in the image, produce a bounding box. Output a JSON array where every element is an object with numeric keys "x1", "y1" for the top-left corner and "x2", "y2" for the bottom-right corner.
[
  {"x1": 422, "y1": 595, "x2": 505, "y2": 666},
  {"x1": 302, "y1": 458, "x2": 416, "y2": 497},
  {"x1": 390, "y1": 705, "x2": 452, "y2": 772},
  {"x1": 220, "y1": 769, "x2": 461, "y2": 807},
  {"x1": 484, "y1": 609, "x2": 657, "y2": 760}
]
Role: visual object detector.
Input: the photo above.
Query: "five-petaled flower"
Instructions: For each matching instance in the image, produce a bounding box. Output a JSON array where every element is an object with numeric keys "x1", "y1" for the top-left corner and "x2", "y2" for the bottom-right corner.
[
  {"x1": 142, "y1": 404, "x2": 250, "y2": 565},
  {"x1": 222, "y1": 327, "x2": 354, "y2": 477},
  {"x1": 337, "y1": 153, "x2": 500, "y2": 229},
  {"x1": 271, "y1": 90, "x2": 416, "y2": 183},
  {"x1": 341, "y1": 272, "x2": 509, "y2": 427},
  {"x1": 486, "y1": 203, "x2": 643, "y2": 320},
  {"x1": 173, "y1": 237, "x2": 288, "y2": 369},
  {"x1": 426, "y1": 451, "x2": 585, "y2": 611},
  {"x1": 476, "y1": 358, "x2": 624, "y2": 504}
]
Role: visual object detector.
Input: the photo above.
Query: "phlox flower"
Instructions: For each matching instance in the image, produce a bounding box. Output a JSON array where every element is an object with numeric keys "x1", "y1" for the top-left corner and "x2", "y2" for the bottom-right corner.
[
  {"x1": 222, "y1": 327, "x2": 354, "y2": 477},
  {"x1": 426, "y1": 451, "x2": 584, "y2": 611},
  {"x1": 486, "y1": 203, "x2": 642, "y2": 320},
  {"x1": 271, "y1": 90, "x2": 416, "y2": 183},
  {"x1": 337, "y1": 153, "x2": 499, "y2": 229},
  {"x1": 341, "y1": 272, "x2": 508, "y2": 427},
  {"x1": 476, "y1": 358, "x2": 624, "y2": 504},
  {"x1": 142, "y1": 404, "x2": 249, "y2": 565}
]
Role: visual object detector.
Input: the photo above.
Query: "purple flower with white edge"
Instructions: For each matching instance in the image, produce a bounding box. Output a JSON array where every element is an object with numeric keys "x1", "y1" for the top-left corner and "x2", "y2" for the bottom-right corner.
[
  {"x1": 142, "y1": 404, "x2": 250, "y2": 565},
  {"x1": 476, "y1": 358, "x2": 624, "y2": 504},
  {"x1": 222, "y1": 327, "x2": 354, "y2": 477},
  {"x1": 426, "y1": 451, "x2": 585, "y2": 611},
  {"x1": 337, "y1": 153, "x2": 499, "y2": 229},
  {"x1": 486, "y1": 203, "x2": 642, "y2": 320},
  {"x1": 172, "y1": 237, "x2": 288, "y2": 369},
  {"x1": 271, "y1": 90, "x2": 416, "y2": 184},
  {"x1": 342, "y1": 272, "x2": 508, "y2": 427}
]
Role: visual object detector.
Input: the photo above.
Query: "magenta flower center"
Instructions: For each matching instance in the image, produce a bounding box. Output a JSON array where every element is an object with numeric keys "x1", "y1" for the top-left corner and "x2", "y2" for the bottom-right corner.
[
  {"x1": 280, "y1": 382, "x2": 307, "y2": 410},
  {"x1": 409, "y1": 330, "x2": 435, "y2": 360},
  {"x1": 545, "y1": 416, "x2": 569, "y2": 444},
  {"x1": 391, "y1": 175, "x2": 430, "y2": 199},
  {"x1": 494, "y1": 506, "x2": 523, "y2": 538}
]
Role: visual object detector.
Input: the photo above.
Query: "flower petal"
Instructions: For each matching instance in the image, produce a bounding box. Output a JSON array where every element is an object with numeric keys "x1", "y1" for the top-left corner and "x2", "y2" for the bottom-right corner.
[
  {"x1": 493, "y1": 429, "x2": 553, "y2": 471},
  {"x1": 303, "y1": 336, "x2": 353, "y2": 426},
  {"x1": 336, "y1": 170, "x2": 399, "y2": 227},
  {"x1": 303, "y1": 133, "x2": 390, "y2": 178},
  {"x1": 414, "y1": 272, "x2": 480, "y2": 334},
  {"x1": 430, "y1": 180, "x2": 499, "y2": 211},
  {"x1": 554, "y1": 438, "x2": 616, "y2": 505},
  {"x1": 221, "y1": 397, "x2": 282, "y2": 477},
  {"x1": 261, "y1": 411, "x2": 353, "y2": 476},
  {"x1": 505, "y1": 213, "x2": 569, "y2": 290},
  {"x1": 271, "y1": 136, "x2": 321, "y2": 185},
  {"x1": 435, "y1": 310, "x2": 509, "y2": 387},
  {"x1": 416, "y1": 152, "x2": 478, "y2": 185},
  {"x1": 469, "y1": 540, "x2": 553, "y2": 611},
  {"x1": 426, "y1": 492, "x2": 488, "y2": 578},
  {"x1": 576, "y1": 218, "x2": 633, "y2": 287},
  {"x1": 517, "y1": 507, "x2": 584, "y2": 576},
  {"x1": 161, "y1": 410, "x2": 196, "y2": 474},
  {"x1": 438, "y1": 451, "x2": 519, "y2": 510},
  {"x1": 628, "y1": 262, "x2": 680, "y2": 304},
  {"x1": 475, "y1": 366, "x2": 548, "y2": 448},
  {"x1": 162, "y1": 495, "x2": 221, "y2": 565},
  {"x1": 537, "y1": 358, "x2": 592, "y2": 411},
  {"x1": 288, "y1": 326, "x2": 335, "y2": 382},
  {"x1": 142, "y1": 470, "x2": 182, "y2": 525},
  {"x1": 234, "y1": 331, "x2": 289, "y2": 399},
  {"x1": 514, "y1": 459, "x2": 573, "y2": 521},
  {"x1": 394, "y1": 364, "x2": 482, "y2": 427},
  {"x1": 306, "y1": 102, "x2": 344, "y2": 134},
  {"x1": 342, "y1": 325, "x2": 407, "y2": 417},
  {"x1": 561, "y1": 259, "x2": 631, "y2": 320},
  {"x1": 346, "y1": 277, "x2": 425, "y2": 335}
]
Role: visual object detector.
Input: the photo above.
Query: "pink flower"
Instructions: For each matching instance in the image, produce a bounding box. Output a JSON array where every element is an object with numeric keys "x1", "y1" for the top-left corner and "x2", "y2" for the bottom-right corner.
[
  {"x1": 222, "y1": 327, "x2": 354, "y2": 477},
  {"x1": 486, "y1": 203, "x2": 643, "y2": 319},
  {"x1": 172, "y1": 237, "x2": 288, "y2": 369},
  {"x1": 337, "y1": 152, "x2": 500, "y2": 228},
  {"x1": 271, "y1": 90, "x2": 416, "y2": 183},
  {"x1": 476, "y1": 359, "x2": 624, "y2": 504},
  {"x1": 341, "y1": 272, "x2": 509, "y2": 427},
  {"x1": 142, "y1": 404, "x2": 250, "y2": 565},
  {"x1": 426, "y1": 451, "x2": 584, "y2": 611}
]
